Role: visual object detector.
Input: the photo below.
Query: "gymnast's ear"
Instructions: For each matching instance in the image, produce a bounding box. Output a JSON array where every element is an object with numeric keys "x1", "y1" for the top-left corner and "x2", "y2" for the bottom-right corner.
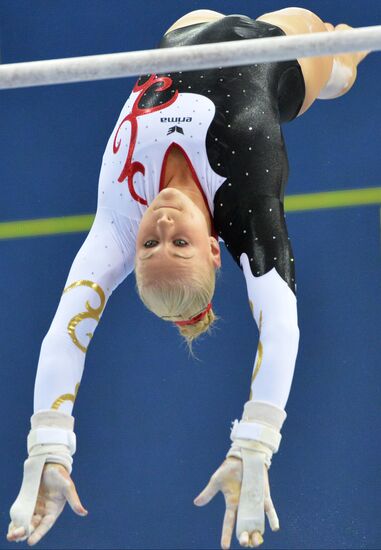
[{"x1": 209, "y1": 236, "x2": 221, "y2": 268}]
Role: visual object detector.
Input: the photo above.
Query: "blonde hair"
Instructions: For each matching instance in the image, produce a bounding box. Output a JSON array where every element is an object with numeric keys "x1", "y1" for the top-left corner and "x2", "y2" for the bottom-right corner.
[{"x1": 135, "y1": 262, "x2": 218, "y2": 351}]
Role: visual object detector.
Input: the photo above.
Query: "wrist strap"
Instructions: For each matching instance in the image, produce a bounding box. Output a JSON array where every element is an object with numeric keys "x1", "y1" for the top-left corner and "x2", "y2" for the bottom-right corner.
[
  {"x1": 227, "y1": 439, "x2": 273, "y2": 468},
  {"x1": 9, "y1": 410, "x2": 76, "y2": 537},
  {"x1": 230, "y1": 420, "x2": 281, "y2": 453},
  {"x1": 28, "y1": 428, "x2": 76, "y2": 455}
]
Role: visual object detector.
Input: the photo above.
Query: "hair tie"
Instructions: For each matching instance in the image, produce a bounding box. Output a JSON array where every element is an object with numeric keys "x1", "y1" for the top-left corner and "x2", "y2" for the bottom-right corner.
[{"x1": 174, "y1": 303, "x2": 212, "y2": 327}]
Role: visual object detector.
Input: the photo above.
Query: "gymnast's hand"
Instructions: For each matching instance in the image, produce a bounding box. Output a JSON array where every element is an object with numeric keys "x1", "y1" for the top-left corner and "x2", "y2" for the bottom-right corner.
[
  {"x1": 194, "y1": 456, "x2": 279, "y2": 549},
  {"x1": 7, "y1": 463, "x2": 87, "y2": 546}
]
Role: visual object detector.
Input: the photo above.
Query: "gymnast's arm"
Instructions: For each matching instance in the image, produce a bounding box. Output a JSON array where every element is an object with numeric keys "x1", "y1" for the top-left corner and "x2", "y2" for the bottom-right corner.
[
  {"x1": 7, "y1": 205, "x2": 137, "y2": 545},
  {"x1": 195, "y1": 199, "x2": 299, "y2": 549},
  {"x1": 34, "y1": 206, "x2": 136, "y2": 414}
]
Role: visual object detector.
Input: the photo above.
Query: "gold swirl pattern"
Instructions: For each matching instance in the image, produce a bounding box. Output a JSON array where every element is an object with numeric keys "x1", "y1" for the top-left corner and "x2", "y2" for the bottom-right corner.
[
  {"x1": 249, "y1": 310, "x2": 263, "y2": 400},
  {"x1": 63, "y1": 280, "x2": 106, "y2": 353},
  {"x1": 51, "y1": 382, "x2": 80, "y2": 410}
]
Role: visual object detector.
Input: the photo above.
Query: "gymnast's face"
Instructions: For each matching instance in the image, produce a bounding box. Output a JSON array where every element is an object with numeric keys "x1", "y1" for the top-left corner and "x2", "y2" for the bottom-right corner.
[{"x1": 135, "y1": 188, "x2": 220, "y2": 281}]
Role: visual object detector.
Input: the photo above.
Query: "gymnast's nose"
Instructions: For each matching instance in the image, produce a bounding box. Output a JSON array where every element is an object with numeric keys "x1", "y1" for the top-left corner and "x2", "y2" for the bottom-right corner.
[
  {"x1": 156, "y1": 214, "x2": 175, "y2": 239},
  {"x1": 156, "y1": 212, "x2": 174, "y2": 226}
]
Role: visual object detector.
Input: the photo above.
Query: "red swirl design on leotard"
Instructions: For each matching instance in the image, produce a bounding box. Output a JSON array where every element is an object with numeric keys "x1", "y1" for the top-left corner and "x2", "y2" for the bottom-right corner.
[{"x1": 113, "y1": 74, "x2": 178, "y2": 205}]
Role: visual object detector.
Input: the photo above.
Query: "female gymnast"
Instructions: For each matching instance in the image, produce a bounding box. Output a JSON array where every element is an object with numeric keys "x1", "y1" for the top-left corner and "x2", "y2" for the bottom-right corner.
[{"x1": 7, "y1": 8, "x2": 368, "y2": 549}]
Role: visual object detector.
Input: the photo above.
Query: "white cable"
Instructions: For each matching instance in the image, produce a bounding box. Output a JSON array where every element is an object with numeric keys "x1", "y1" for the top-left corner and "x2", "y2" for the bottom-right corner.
[{"x1": 0, "y1": 26, "x2": 380, "y2": 90}]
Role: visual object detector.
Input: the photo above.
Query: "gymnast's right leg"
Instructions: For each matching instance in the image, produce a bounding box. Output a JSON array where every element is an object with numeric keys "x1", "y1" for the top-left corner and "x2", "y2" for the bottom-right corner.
[{"x1": 164, "y1": 9, "x2": 225, "y2": 35}]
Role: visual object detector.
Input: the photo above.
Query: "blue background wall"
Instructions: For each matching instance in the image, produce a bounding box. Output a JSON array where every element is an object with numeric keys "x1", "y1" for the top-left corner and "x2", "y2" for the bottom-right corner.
[{"x1": 0, "y1": 1, "x2": 380, "y2": 548}]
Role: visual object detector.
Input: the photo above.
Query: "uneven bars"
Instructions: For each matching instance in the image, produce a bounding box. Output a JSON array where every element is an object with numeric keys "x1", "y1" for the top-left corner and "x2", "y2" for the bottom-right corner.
[{"x1": 0, "y1": 26, "x2": 380, "y2": 90}]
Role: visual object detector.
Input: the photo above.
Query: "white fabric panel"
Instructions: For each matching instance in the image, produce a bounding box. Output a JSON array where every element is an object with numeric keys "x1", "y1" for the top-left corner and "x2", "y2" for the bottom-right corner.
[{"x1": 99, "y1": 91, "x2": 225, "y2": 218}]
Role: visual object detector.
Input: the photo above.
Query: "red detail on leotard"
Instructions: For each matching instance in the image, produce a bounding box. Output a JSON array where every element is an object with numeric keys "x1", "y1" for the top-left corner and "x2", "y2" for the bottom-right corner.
[{"x1": 113, "y1": 74, "x2": 179, "y2": 205}]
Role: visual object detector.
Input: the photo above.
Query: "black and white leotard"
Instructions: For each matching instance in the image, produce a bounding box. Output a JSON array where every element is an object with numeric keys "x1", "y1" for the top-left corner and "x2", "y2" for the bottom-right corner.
[{"x1": 34, "y1": 15, "x2": 302, "y2": 416}]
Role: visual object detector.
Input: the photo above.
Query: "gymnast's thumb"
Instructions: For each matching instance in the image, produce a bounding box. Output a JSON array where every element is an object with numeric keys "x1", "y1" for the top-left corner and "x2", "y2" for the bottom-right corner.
[{"x1": 194, "y1": 478, "x2": 218, "y2": 506}]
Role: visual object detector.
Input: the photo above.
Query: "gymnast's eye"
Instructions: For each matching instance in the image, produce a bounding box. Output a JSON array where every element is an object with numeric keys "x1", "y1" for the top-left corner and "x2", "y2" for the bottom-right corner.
[
  {"x1": 144, "y1": 239, "x2": 157, "y2": 248},
  {"x1": 173, "y1": 239, "x2": 188, "y2": 247},
  {"x1": 143, "y1": 239, "x2": 188, "y2": 248}
]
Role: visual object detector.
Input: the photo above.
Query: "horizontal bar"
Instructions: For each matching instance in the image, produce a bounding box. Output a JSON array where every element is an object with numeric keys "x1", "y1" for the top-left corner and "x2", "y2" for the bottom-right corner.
[
  {"x1": 1, "y1": 187, "x2": 380, "y2": 240},
  {"x1": 0, "y1": 26, "x2": 380, "y2": 90}
]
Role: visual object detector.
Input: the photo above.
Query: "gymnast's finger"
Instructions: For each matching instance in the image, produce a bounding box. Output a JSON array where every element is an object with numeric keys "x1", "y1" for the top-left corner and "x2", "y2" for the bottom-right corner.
[
  {"x1": 250, "y1": 531, "x2": 264, "y2": 547},
  {"x1": 265, "y1": 493, "x2": 279, "y2": 531},
  {"x1": 194, "y1": 475, "x2": 219, "y2": 506},
  {"x1": 221, "y1": 503, "x2": 237, "y2": 549},
  {"x1": 27, "y1": 514, "x2": 57, "y2": 546},
  {"x1": 7, "y1": 524, "x2": 27, "y2": 542},
  {"x1": 63, "y1": 479, "x2": 88, "y2": 516},
  {"x1": 239, "y1": 531, "x2": 250, "y2": 547},
  {"x1": 264, "y1": 472, "x2": 279, "y2": 531}
]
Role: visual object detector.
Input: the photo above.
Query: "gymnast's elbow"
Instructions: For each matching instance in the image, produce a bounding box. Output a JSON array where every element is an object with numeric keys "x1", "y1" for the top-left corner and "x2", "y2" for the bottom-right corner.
[{"x1": 261, "y1": 316, "x2": 300, "y2": 353}]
